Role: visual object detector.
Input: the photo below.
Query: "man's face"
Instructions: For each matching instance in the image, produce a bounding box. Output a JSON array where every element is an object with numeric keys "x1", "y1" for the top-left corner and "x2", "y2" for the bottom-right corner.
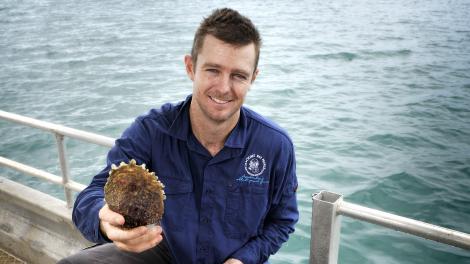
[{"x1": 185, "y1": 35, "x2": 258, "y2": 125}]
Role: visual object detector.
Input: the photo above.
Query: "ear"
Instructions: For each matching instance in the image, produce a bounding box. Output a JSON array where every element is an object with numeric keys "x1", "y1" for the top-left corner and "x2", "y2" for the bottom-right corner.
[
  {"x1": 184, "y1": 55, "x2": 195, "y2": 81},
  {"x1": 250, "y1": 68, "x2": 259, "y2": 84}
]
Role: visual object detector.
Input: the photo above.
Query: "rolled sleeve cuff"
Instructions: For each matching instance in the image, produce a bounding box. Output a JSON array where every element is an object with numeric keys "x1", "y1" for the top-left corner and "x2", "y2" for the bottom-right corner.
[{"x1": 83, "y1": 199, "x2": 111, "y2": 244}]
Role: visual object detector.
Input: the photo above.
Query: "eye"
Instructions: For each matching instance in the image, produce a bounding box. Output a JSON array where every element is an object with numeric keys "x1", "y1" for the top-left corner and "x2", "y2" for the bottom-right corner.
[
  {"x1": 206, "y1": 68, "x2": 218, "y2": 73},
  {"x1": 233, "y1": 74, "x2": 248, "y2": 81}
]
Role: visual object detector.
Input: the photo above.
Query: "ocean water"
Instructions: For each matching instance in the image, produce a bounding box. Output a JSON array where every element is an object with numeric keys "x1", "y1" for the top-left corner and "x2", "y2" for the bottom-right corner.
[{"x1": 1, "y1": 0, "x2": 470, "y2": 263}]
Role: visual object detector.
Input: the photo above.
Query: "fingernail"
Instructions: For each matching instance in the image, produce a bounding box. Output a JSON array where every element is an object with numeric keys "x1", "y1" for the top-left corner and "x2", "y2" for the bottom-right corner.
[{"x1": 146, "y1": 223, "x2": 156, "y2": 230}]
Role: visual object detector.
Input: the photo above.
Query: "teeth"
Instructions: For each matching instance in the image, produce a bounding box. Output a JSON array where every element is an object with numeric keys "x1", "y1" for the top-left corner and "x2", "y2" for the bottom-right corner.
[{"x1": 211, "y1": 96, "x2": 229, "y2": 104}]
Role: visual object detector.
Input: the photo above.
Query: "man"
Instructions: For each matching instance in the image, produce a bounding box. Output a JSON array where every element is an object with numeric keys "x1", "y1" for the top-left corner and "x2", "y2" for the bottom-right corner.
[{"x1": 59, "y1": 8, "x2": 298, "y2": 264}]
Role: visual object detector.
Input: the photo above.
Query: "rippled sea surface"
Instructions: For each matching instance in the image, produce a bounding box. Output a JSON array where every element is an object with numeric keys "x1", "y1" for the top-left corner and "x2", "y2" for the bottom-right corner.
[{"x1": 1, "y1": 0, "x2": 470, "y2": 263}]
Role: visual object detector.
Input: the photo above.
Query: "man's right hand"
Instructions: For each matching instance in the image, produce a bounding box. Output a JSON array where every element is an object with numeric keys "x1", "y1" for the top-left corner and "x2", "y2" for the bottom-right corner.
[{"x1": 98, "y1": 204, "x2": 163, "y2": 253}]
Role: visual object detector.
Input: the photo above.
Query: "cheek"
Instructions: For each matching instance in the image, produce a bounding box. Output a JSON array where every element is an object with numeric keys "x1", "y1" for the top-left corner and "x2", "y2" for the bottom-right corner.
[
  {"x1": 235, "y1": 87, "x2": 249, "y2": 99},
  {"x1": 194, "y1": 73, "x2": 213, "y2": 87},
  {"x1": 192, "y1": 75, "x2": 205, "y2": 92}
]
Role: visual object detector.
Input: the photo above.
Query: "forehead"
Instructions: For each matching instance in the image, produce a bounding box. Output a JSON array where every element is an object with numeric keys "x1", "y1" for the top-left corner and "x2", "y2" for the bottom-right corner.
[{"x1": 197, "y1": 35, "x2": 256, "y2": 73}]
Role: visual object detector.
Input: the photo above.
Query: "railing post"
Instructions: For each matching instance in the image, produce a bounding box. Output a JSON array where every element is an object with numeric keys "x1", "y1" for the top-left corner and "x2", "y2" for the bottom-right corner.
[
  {"x1": 310, "y1": 191, "x2": 343, "y2": 264},
  {"x1": 55, "y1": 133, "x2": 73, "y2": 208}
]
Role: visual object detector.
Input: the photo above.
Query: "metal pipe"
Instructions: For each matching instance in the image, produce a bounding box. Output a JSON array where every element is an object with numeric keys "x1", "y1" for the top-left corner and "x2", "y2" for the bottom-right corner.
[
  {"x1": 65, "y1": 181, "x2": 86, "y2": 192},
  {"x1": 0, "y1": 156, "x2": 86, "y2": 192},
  {"x1": 3, "y1": 110, "x2": 470, "y2": 254},
  {"x1": 310, "y1": 191, "x2": 343, "y2": 264},
  {"x1": 0, "y1": 110, "x2": 115, "y2": 147},
  {"x1": 338, "y1": 201, "x2": 470, "y2": 250},
  {"x1": 55, "y1": 133, "x2": 73, "y2": 208}
]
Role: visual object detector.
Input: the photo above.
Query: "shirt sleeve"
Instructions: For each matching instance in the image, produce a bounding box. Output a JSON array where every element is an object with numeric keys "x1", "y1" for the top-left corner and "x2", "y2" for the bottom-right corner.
[
  {"x1": 230, "y1": 141, "x2": 299, "y2": 264},
  {"x1": 72, "y1": 117, "x2": 153, "y2": 243}
]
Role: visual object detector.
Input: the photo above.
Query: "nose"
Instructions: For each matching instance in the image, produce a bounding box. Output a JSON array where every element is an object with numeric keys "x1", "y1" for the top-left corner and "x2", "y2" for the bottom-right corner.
[{"x1": 216, "y1": 73, "x2": 232, "y2": 93}]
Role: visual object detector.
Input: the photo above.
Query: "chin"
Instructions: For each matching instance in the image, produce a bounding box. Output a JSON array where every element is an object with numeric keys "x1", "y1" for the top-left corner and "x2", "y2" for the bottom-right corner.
[
  {"x1": 207, "y1": 110, "x2": 236, "y2": 124},
  {"x1": 208, "y1": 114, "x2": 230, "y2": 123}
]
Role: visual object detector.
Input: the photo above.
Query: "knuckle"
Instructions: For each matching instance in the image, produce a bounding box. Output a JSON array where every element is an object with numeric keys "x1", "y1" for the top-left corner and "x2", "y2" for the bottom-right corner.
[
  {"x1": 152, "y1": 239, "x2": 160, "y2": 247},
  {"x1": 107, "y1": 233, "x2": 119, "y2": 242},
  {"x1": 114, "y1": 242, "x2": 128, "y2": 252},
  {"x1": 109, "y1": 230, "x2": 124, "y2": 242}
]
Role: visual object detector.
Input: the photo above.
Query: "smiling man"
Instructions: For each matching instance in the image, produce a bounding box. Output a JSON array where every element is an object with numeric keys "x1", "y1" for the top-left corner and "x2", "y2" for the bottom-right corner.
[
  {"x1": 187, "y1": 33, "x2": 258, "y2": 157},
  {"x1": 59, "y1": 8, "x2": 298, "y2": 264}
]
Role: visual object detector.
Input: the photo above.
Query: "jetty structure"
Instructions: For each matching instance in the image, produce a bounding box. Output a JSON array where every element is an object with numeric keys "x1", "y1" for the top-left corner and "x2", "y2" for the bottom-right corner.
[{"x1": 1, "y1": 110, "x2": 469, "y2": 264}]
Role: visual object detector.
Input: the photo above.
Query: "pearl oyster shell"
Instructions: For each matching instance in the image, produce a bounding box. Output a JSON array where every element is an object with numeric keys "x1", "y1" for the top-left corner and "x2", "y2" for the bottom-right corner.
[{"x1": 104, "y1": 159, "x2": 165, "y2": 228}]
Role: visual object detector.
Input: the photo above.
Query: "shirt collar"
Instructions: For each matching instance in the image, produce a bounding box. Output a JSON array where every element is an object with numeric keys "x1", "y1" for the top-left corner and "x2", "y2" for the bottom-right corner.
[
  {"x1": 167, "y1": 95, "x2": 192, "y2": 141},
  {"x1": 167, "y1": 94, "x2": 247, "y2": 149},
  {"x1": 224, "y1": 107, "x2": 246, "y2": 149}
]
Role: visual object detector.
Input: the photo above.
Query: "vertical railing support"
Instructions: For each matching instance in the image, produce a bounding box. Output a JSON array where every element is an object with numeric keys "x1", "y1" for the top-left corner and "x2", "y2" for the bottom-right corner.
[
  {"x1": 310, "y1": 191, "x2": 343, "y2": 264},
  {"x1": 55, "y1": 133, "x2": 73, "y2": 208}
]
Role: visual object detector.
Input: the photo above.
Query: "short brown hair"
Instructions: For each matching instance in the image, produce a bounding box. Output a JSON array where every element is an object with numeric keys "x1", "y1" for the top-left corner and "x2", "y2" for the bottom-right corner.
[{"x1": 191, "y1": 8, "x2": 262, "y2": 72}]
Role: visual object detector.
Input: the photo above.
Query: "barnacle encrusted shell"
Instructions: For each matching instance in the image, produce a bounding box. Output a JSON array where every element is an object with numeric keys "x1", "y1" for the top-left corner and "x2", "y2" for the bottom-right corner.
[{"x1": 104, "y1": 159, "x2": 165, "y2": 228}]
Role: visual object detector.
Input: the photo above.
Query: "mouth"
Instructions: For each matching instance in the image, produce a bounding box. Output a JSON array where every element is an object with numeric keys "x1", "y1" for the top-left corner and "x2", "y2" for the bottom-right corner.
[{"x1": 209, "y1": 96, "x2": 231, "y2": 104}]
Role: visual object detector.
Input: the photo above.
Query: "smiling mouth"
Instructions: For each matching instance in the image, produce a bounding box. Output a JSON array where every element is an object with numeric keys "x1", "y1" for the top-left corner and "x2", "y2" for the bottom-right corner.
[{"x1": 209, "y1": 96, "x2": 231, "y2": 104}]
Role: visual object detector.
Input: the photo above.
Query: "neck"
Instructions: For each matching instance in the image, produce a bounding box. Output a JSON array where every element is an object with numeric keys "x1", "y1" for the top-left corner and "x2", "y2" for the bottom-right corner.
[{"x1": 189, "y1": 105, "x2": 239, "y2": 157}]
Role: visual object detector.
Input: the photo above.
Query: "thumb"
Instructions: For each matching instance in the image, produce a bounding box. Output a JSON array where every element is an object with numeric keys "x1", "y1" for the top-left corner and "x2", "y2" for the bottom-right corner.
[{"x1": 99, "y1": 203, "x2": 125, "y2": 226}]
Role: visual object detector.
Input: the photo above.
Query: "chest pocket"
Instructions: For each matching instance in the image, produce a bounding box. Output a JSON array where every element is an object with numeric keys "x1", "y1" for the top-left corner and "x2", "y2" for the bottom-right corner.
[
  {"x1": 161, "y1": 177, "x2": 193, "y2": 231},
  {"x1": 223, "y1": 182, "x2": 269, "y2": 239}
]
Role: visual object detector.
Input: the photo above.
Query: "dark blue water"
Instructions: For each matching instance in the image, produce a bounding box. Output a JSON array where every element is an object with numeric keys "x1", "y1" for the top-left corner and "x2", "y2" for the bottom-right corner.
[{"x1": 1, "y1": 0, "x2": 470, "y2": 263}]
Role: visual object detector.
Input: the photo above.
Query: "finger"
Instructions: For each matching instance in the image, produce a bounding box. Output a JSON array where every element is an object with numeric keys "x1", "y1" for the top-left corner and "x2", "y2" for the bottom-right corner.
[
  {"x1": 147, "y1": 225, "x2": 163, "y2": 234},
  {"x1": 113, "y1": 227, "x2": 162, "y2": 252},
  {"x1": 106, "y1": 224, "x2": 148, "y2": 242},
  {"x1": 99, "y1": 204, "x2": 125, "y2": 226},
  {"x1": 114, "y1": 232, "x2": 162, "y2": 253},
  {"x1": 124, "y1": 226, "x2": 162, "y2": 247}
]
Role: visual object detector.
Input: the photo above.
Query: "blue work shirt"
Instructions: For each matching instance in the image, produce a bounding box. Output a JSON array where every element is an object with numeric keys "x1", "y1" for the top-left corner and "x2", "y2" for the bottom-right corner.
[{"x1": 73, "y1": 95, "x2": 299, "y2": 264}]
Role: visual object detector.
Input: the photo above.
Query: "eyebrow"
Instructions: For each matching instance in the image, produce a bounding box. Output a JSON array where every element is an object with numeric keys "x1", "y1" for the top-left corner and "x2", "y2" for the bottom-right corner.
[{"x1": 202, "y1": 63, "x2": 250, "y2": 77}]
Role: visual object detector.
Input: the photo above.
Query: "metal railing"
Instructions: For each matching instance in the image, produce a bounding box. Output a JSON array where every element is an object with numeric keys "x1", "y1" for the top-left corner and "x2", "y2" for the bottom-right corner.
[
  {"x1": 0, "y1": 110, "x2": 114, "y2": 208},
  {"x1": 1, "y1": 110, "x2": 470, "y2": 263},
  {"x1": 310, "y1": 191, "x2": 470, "y2": 264}
]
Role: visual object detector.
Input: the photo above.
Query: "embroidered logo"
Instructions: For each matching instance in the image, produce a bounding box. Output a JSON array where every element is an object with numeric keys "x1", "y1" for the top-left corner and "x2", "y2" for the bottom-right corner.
[{"x1": 244, "y1": 154, "x2": 266, "y2": 177}]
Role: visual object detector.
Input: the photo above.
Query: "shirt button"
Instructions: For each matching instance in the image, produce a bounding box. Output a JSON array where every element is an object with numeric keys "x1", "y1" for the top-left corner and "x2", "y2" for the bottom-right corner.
[{"x1": 227, "y1": 183, "x2": 237, "y2": 191}]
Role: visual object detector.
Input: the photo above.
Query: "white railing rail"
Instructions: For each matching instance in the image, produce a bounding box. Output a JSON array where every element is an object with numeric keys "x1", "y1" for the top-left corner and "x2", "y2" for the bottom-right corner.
[
  {"x1": 310, "y1": 191, "x2": 470, "y2": 264},
  {"x1": 0, "y1": 110, "x2": 114, "y2": 208},
  {"x1": 2, "y1": 110, "x2": 469, "y2": 262}
]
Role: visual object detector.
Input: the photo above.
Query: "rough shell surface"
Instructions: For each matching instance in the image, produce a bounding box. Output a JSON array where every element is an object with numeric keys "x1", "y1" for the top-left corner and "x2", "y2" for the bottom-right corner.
[{"x1": 104, "y1": 159, "x2": 165, "y2": 228}]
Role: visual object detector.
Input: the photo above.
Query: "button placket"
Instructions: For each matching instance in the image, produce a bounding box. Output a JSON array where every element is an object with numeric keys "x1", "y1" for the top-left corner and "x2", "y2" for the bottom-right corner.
[{"x1": 196, "y1": 165, "x2": 216, "y2": 260}]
